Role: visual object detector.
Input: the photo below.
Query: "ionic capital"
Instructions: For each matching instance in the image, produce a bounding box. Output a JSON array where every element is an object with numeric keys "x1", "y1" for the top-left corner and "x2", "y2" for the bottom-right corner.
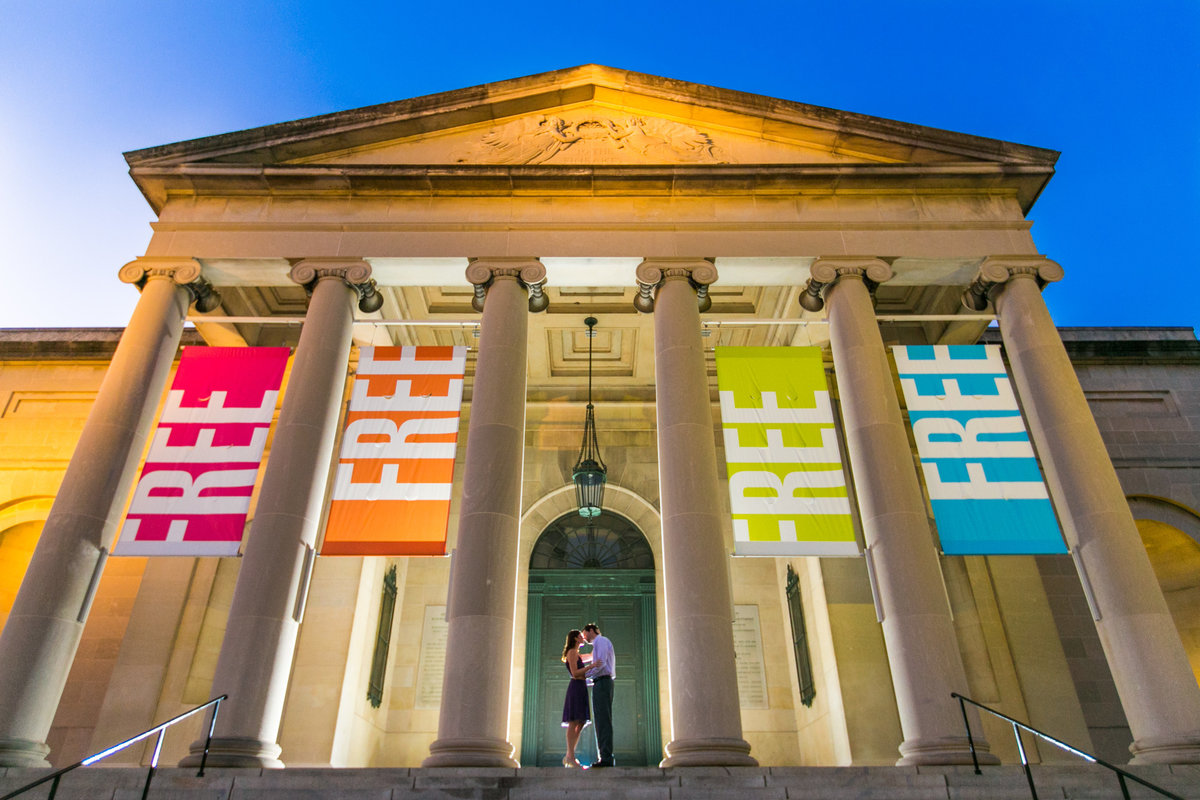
[
  {"x1": 118, "y1": 257, "x2": 221, "y2": 312},
  {"x1": 633, "y1": 258, "x2": 717, "y2": 313},
  {"x1": 961, "y1": 256, "x2": 1064, "y2": 311},
  {"x1": 465, "y1": 258, "x2": 548, "y2": 313},
  {"x1": 289, "y1": 259, "x2": 383, "y2": 313},
  {"x1": 798, "y1": 257, "x2": 892, "y2": 312}
]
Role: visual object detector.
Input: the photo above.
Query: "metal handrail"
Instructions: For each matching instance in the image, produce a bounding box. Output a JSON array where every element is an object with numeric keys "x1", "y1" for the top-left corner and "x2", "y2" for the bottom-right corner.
[
  {"x1": 953, "y1": 692, "x2": 1187, "y2": 800},
  {"x1": 0, "y1": 694, "x2": 226, "y2": 800}
]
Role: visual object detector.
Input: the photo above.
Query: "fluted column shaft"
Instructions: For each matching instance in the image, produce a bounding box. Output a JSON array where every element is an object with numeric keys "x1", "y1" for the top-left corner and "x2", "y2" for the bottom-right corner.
[
  {"x1": 184, "y1": 262, "x2": 365, "y2": 768},
  {"x1": 0, "y1": 263, "x2": 202, "y2": 766},
  {"x1": 819, "y1": 258, "x2": 992, "y2": 766},
  {"x1": 638, "y1": 260, "x2": 755, "y2": 768},
  {"x1": 985, "y1": 259, "x2": 1200, "y2": 764},
  {"x1": 424, "y1": 260, "x2": 544, "y2": 767}
]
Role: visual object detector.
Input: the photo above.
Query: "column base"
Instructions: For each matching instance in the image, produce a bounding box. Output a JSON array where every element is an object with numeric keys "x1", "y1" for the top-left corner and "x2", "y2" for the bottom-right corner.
[
  {"x1": 179, "y1": 736, "x2": 283, "y2": 768},
  {"x1": 1130, "y1": 733, "x2": 1200, "y2": 764},
  {"x1": 660, "y1": 737, "x2": 758, "y2": 767},
  {"x1": 422, "y1": 737, "x2": 518, "y2": 768},
  {"x1": 897, "y1": 735, "x2": 1000, "y2": 766},
  {"x1": 0, "y1": 738, "x2": 51, "y2": 768}
]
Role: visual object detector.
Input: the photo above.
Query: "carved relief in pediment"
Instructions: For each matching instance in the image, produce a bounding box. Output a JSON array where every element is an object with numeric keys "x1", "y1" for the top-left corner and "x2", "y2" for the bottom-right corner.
[{"x1": 457, "y1": 115, "x2": 730, "y2": 165}]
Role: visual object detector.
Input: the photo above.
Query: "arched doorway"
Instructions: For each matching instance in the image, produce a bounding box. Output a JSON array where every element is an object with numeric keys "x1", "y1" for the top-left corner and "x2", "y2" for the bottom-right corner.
[
  {"x1": 0, "y1": 521, "x2": 42, "y2": 633},
  {"x1": 1128, "y1": 496, "x2": 1200, "y2": 684},
  {"x1": 520, "y1": 511, "x2": 660, "y2": 766}
]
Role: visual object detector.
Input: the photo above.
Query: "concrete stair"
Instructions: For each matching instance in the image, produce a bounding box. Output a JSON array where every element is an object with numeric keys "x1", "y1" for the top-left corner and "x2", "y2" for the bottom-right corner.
[{"x1": 1, "y1": 765, "x2": 1195, "y2": 800}]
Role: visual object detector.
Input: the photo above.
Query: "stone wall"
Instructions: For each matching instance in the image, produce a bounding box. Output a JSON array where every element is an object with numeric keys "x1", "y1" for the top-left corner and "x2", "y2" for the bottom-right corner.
[{"x1": 3, "y1": 327, "x2": 1197, "y2": 769}]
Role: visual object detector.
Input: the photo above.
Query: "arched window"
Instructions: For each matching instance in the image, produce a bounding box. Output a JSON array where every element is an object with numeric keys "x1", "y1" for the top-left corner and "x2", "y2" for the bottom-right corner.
[{"x1": 529, "y1": 512, "x2": 653, "y2": 570}]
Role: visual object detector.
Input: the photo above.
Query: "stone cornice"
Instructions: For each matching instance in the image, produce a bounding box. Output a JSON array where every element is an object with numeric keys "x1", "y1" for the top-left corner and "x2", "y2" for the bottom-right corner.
[
  {"x1": 0, "y1": 329, "x2": 206, "y2": 361},
  {"x1": 980, "y1": 329, "x2": 1200, "y2": 366},
  {"x1": 127, "y1": 161, "x2": 1054, "y2": 215}
]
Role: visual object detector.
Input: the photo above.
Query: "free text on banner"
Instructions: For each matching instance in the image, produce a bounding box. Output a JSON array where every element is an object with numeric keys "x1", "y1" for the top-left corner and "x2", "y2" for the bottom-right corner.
[
  {"x1": 716, "y1": 347, "x2": 858, "y2": 556},
  {"x1": 113, "y1": 346, "x2": 290, "y2": 557},
  {"x1": 322, "y1": 346, "x2": 466, "y2": 556},
  {"x1": 893, "y1": 344, "x2": 1066, "y2": 555}
]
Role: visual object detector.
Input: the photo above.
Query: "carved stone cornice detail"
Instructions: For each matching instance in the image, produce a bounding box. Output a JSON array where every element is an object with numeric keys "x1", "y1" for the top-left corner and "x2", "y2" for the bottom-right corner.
[
  {"x1": 798, "y1": 257, "x2": 892, "y2": 313},
  {"x1": 289, "y1": 259, "x2": 383, "y2": 312},
  {"x1": 633, "y1": 259, "x2": 717, "y2": 313},
  {"x1": 465, "y1": 259, "x2": 548, "y2": 313},
  {"x1": 961, "y1": 256, "x2": 1064, "y2": 311},
  {"x1": 118, "y1": 258, "x2": 221, "y2": 312}
]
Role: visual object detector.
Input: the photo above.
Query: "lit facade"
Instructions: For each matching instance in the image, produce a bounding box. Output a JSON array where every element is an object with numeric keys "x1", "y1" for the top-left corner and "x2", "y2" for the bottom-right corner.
[{"x1": 0, "y1": 66, "x2": 1197, "y2": 770}]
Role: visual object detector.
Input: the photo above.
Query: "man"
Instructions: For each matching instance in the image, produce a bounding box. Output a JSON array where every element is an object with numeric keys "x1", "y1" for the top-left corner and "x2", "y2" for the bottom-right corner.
[{"x1": 582, "y1": 622, "x2": 615, "y2": 768}]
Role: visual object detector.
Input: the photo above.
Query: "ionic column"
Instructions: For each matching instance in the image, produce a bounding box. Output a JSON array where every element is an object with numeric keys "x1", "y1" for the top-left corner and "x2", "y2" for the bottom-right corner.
[
  {"x1": 635, "y1": 259, "x2": 756, "y2": 767},
  {"x1": 804, "y1": 257, "x2": 994, "y2": 766},
  {"x1": 967, "y1": 257, "x2": 1200, "y2": 763},
  {"x1": 424, "y1": 259, "x2": 547, "y2": 767},
  {"x1": 182, "y1": 260, "x2": 381, "y2": 767},
  {"x1": 0, "y1": 259, "x2": 219, "y2": 767}
]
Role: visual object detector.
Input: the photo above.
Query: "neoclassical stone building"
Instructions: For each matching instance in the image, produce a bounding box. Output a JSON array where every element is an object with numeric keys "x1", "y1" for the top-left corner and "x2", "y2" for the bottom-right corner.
[{"x1": 0, "y1": 66, "x2": 1197, "y2": 771}]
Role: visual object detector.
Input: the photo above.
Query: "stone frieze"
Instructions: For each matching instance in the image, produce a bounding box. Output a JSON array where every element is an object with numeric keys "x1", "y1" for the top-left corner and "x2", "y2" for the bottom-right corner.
[{"x1": 457, "y1": 115, "x2": 729, "y2": 165}]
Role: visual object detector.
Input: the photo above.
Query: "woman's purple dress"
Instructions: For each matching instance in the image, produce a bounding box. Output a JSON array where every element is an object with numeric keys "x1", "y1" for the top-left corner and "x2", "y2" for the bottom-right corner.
[{"x1": 561, "y1": 658, "x2": 591, "y2": 725}]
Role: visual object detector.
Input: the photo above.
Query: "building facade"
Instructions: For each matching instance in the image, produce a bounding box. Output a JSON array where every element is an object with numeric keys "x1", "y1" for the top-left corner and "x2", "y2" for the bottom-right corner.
[{"x1": 0, "y1": 66, "x2": 1197, "y2": 770}]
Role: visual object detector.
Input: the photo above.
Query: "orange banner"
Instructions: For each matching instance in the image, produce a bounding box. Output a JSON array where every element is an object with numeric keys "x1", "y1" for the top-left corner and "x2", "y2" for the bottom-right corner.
[{"x1": 322, "y1": 346, "x2": 467, "y2": 555}]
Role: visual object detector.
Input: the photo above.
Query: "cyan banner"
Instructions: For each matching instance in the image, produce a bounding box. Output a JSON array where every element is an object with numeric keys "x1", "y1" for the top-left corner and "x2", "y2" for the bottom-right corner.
[{"x1": 893, "y1": 344, "x2": 1066, "y2": 555}]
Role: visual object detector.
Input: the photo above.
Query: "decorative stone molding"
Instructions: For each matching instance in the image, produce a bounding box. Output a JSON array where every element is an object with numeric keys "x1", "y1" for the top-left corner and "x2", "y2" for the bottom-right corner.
[
  {"x1": 0, "y1": 737, "x2": 51, "y2": 768},
  {"x1": 798, "y1": 257, "x2": 893, "y2": 313},
  {"x1": 118, "y1": 258, "x2": 221, "y2": 312},
  {"x1": 288, "y1": 259, "x2": 383, "y2": 313},
  {"x1": 1128, "y1": 732, "x2": 1200, "y2": 764},
  {"x1": 961, "y1": 256, "x2": 1064, "y2": 311},
  {"x1": 465, "y1": 259, "x2": 548, "y2": 313},
  {"x1": 633, "y1": 259, "x2": 718, "y2": 313},
  {"x1": 461, "y1": 114, "x2": 727, "y2": 165}
]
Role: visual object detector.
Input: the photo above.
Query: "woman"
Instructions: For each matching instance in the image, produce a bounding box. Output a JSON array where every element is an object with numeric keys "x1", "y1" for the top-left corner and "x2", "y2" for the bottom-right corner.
[{"x1": 560, "y1": 628, "x2": 591, "y2": 767}]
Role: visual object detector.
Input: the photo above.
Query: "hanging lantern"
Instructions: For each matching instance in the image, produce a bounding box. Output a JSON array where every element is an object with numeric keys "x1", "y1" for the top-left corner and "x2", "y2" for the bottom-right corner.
[{"x1": 572, "y1": 316, "x2": 607, "y2": 517}]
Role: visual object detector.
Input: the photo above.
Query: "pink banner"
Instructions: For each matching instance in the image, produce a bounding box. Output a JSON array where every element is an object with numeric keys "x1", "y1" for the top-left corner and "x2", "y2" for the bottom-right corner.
[{"x1": 113, "y1": 347, "x2": 290, "y2": 556}]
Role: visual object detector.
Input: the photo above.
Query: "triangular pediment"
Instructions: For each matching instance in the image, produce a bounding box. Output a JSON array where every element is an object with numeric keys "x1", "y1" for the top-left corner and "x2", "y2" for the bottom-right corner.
[
  {"x1": 127, "y1": 65, "x2": 1057, "y2": 170},
  {"x1": 292, "y1": 104, "x2": 878, "y2": 167}
]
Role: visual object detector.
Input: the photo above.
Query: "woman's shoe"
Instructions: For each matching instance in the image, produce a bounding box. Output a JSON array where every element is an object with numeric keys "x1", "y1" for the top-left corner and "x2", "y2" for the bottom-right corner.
[{"x1": 562, "y1": 756, "x2": 578, "y2": 768}]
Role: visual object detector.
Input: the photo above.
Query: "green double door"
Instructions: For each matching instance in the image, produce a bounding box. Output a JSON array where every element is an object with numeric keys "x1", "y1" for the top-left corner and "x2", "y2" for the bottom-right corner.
[{"x1": 522, "y1": 570, "x2": 660, "y2": 766}]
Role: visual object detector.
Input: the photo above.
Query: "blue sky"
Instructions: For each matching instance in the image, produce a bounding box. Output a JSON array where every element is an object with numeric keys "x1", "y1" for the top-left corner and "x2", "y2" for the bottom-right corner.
[{"x1": 1, "y1": 1, "x2": 1196, "y2": 329}]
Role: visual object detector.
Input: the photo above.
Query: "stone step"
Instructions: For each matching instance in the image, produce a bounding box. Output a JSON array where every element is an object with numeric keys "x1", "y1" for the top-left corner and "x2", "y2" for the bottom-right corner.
[{"x1": 0, "y1": 765, "x2": 1194, "y2": 800}]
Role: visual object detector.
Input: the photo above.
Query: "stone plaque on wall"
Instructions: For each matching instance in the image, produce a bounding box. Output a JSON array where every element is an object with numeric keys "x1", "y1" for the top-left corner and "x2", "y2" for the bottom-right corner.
[
  {"x1": 733, "y1": 604, "x2": 769, "y2": 709},
  {"x1": 415, "y1": 605, "x2": 449, "y2": 708}
]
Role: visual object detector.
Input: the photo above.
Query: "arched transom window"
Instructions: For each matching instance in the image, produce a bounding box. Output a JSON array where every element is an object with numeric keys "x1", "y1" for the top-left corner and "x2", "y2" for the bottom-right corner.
[{"x1": 529, "y1": 512, "x2": 654, "y2": 570}]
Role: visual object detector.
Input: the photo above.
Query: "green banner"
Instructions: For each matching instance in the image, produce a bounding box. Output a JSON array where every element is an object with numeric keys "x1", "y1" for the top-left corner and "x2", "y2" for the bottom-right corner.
[{"x1": 716, "y1": 347, "x2": 858, "y2": 556}]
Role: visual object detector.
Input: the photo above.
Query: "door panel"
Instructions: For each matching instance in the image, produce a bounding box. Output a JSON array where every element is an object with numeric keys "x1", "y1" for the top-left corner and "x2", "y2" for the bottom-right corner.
[
  {"x1": 595, "y1": 596, "x2": 644, "y2": 766},
  {"x1": 537, "y1": 596, "x2": 591, "y2": 766},
  {"x1": 524, "y1": 573, "x2": 658, "y2": 767}
]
